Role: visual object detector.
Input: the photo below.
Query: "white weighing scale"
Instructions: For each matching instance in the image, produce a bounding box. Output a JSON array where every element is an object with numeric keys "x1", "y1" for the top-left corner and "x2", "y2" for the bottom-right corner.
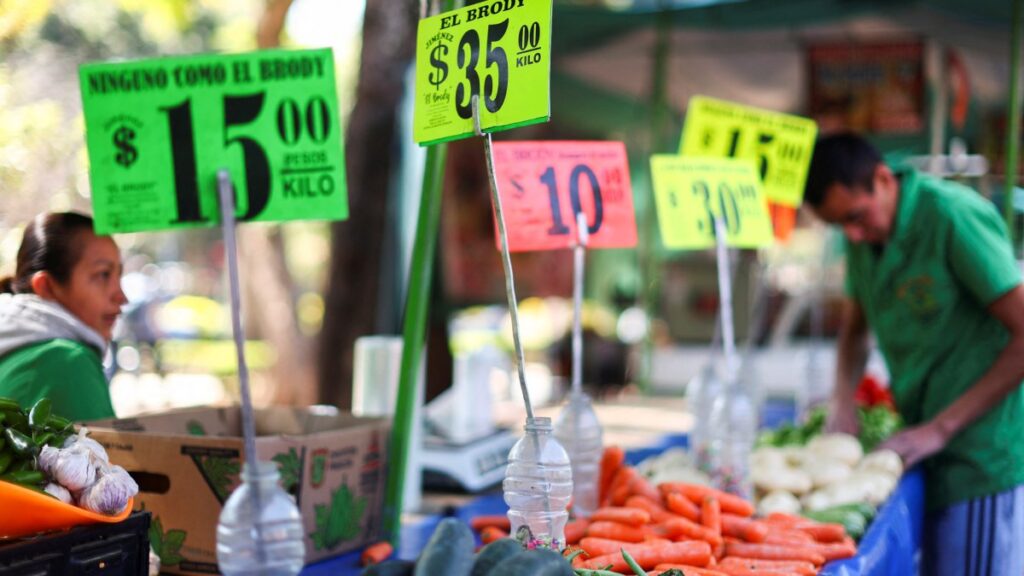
[
  {"x1": 419, "y1": 346, "x2": 517, "y2": 492},
  {"x1": 420, "y1": 428, "x2": 517, "y2": 492}
]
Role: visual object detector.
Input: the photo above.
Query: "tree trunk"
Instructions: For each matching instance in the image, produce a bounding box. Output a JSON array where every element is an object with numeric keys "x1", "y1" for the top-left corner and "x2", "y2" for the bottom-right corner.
[
  {"x1": 318, "y1": 0, "x2": 418, "y2": 408},
  {"x1": 236, "y1": 0, "x2": 317, "y2": 406}
]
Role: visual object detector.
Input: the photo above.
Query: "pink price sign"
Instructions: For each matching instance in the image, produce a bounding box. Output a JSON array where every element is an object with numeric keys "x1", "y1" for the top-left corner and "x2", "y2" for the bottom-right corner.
[{"x1": 491, "y1": 141, "x2": 637, "y2": 252}]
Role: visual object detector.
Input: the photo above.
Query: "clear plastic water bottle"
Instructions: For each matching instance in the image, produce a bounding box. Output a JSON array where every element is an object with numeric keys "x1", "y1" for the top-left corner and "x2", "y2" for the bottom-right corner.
[
  {"x1": 688, "y1": 362, "x2": 723, "y2": 473},
  {"x1": 503, "y1": 416, "x2": 573, "y2": 550},
  {"x1": 554, "y1": 391, "x2": 603, "y2": 518},
  {"x1": 216, "y1": 461, "x2": 305, "y2": 576},
  {"x1": 705, "y1": 377, "x2": 757, "y2": 501}
]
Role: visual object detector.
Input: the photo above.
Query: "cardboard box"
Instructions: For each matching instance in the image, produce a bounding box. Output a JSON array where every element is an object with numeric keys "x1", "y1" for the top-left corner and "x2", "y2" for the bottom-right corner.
[{"x1": 87, "y1": 406, "x2": 390, "y2": 575}]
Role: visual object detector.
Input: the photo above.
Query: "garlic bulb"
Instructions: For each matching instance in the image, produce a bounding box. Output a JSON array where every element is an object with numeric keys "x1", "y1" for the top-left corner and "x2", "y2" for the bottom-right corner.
[
  {"x1": 53, "y1": 445, "x2": 97, "y2": 492},
  {"x1": 44, "y1": 483, "x2": 73, "y2": 504},
  {"x1": 78, "y1": 465, "x2": 138, "y2": 515},
  {"x1": 38, "y1": 445, "x2": 61, "y2": 477},
  {"x1": 64, "y1": 428, "x2": 109, "y2": 463}
]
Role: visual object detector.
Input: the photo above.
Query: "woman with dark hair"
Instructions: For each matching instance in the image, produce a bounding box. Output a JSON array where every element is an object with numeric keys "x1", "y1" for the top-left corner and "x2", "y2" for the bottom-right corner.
[{"x1": 0, "y1": 212, "x2": 127, "y2": 420}]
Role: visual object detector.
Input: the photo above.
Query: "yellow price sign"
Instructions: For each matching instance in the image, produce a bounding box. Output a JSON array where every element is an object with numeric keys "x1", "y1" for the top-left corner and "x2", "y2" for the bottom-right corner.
[
  {"x1": 680, "y1": 96, "x2": 817, "y2": 207},
  {"x1": 650, "y1": 155, "x2": 774, "y2": 250}
]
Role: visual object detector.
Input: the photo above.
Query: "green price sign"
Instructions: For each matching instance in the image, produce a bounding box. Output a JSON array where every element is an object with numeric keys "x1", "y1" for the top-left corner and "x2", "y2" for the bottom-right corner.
[
  {"x1": 650, "y1": 155, "x2": 774, "y2": 250},
  {"x1": 413, "y1": 0, "x2": 552, "y2": 145},
  {"x1": 79, "y1": 48, "x2": 348, "y2": 234},
  {"x1": 680, "y1": 95, "x2": 817, "y2": 207}
]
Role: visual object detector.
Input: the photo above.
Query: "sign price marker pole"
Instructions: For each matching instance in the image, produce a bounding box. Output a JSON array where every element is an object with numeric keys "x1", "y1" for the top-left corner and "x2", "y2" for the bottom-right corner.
[
  {"x1": 473, "y1": 94, "x2": 558, "y2": 539},
  {"x1": 571, "y1": 211, "x2": 588, "y2": 398},
  {"x1": 216, "y1": 169, "x2": 266, "y2": 566}
]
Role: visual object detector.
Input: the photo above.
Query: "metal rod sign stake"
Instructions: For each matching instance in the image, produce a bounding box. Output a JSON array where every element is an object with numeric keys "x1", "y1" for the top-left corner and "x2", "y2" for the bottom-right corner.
[
  {"x1": 572, "y1": 212, "x2": 589, "y2": 396},
  {"x1": 216, "y1": 170, "x2": 266, "y2": 564},
  {"x1": 713, "y1": 217, "x2": 738, "y2": 382},
  {"x1": 474, "y1": 95, "x2": 534, "y2": 420}
]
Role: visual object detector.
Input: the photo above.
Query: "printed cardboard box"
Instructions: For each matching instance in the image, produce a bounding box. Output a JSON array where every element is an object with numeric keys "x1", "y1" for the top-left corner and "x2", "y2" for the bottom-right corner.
[{"x1": 87, "y1": 406, "x2": 390, "y2": 575}]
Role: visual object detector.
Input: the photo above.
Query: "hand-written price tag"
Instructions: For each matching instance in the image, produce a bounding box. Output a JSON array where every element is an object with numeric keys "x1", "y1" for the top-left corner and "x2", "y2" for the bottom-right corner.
[
  {"x1": 414, "y1": 0, "x2": 552, "y2": 145},
  {"x1": 680, "y1": 95, "x2": 817, "y2": 207},
  {"x1": 650, "y1": 155, "x2": 774, "y2": 250},
  {"x1": 492, "y1": 141, "x2": 637, "y2": 252},
  {"x1": 79, "y1": 49, "x2": 348, "y2": 234}
]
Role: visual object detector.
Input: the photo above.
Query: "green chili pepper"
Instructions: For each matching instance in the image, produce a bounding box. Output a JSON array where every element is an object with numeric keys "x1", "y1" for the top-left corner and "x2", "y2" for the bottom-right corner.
[
  {"x1": 0, "y1": 452, "x2": 12, "y2": 475},
  {"x1": 3, "y1": 410, "x2": 29, "y2": 433},
  {"x1": 1, "y1": 469, "x2": 44, "y2": 486},
  {"x1": 0, "y1": 434, "x2": 6, "y2": 452},
  {"x1": 33, "y1": 431, "x2": 54, "y2": 448},
  {"x1": 0, "y1": 397, "x2": 20, "y2": 412},
  {"x1": 46, "y1": 414, "x2": 71, "y2": 431},
  {"x1": 620, "y1": 549, "x2": 645, "y2": 576},
  {"x1": 28, "y1": 398, "x2": 51, "y2": 430},
  {"x1": 3, "y1": 427, "x2": 36, "y2": 457}
]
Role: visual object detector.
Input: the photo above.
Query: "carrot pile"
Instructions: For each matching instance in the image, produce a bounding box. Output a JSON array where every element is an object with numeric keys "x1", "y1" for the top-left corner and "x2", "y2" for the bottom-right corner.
[{"x1": 468, "y1": 446, "x2": 858, "y2": 576}]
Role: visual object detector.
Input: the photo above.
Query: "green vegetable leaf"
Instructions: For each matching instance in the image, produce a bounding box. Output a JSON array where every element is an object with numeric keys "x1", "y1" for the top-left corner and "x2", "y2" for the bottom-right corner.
[
  {"x1": 149, "y1": 516, "x2": 164, "y2": 557},
  {"x1": 164, "y1": 529, "x2": 187, "y2": 550},
  {"x1": 310, "y1": 483, "x2": 366, "y2": 551},
  {"x1": 272, "y1": 448, "x2": 302, "y2": 494},
  {"x1": 200, "y1": 456, "x2": 241, "y2": 501},
  {"x1": 148, "y1": 516, "x2": 187, "y2": 566}
]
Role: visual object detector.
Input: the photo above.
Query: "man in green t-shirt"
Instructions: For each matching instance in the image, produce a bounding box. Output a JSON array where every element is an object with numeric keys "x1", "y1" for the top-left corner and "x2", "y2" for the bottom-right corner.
[{"x1": 804, "y1": 133, "x2": 1024, "y2": 575}]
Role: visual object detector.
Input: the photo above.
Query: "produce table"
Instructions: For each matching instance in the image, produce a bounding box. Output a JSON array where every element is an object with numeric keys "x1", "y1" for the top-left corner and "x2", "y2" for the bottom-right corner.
[{"x1": 300, "y1": 432, "x2": 924, "y2": 576}]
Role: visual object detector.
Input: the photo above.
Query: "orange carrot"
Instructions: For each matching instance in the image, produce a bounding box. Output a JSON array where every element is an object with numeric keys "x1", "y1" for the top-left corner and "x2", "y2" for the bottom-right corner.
[
  {"x1": 630, "y1": 474, "x2": 663, "y2": 503},
  {"x1": 719, "y1": 557, "x2": 817, "y2": 576},
  {"x1": 721, "y1": 514, "x2": 769, "y2": 543},
  {"x1": 665, "y1": 492, "x2": 702, "y2": 522},
  {"x1": 480, "y1": 526, "x2": 508, "y2": 544},
  {"x1": 610, "y1": 467, "x2": 640, "y2": 506},
  {"x1": 712, "y1": 566, "x2": 803, "y2": 576},
  {"x1": 813, "y1": 540, "x2": 857, "y2": 561},
  {"x1": 579, "y1": 536, "x2": 670, "y2": 558},
  {"x1": 659, "y1": 483, "x2": 756, "y2": 517},
  {"x1": 565, "y1": 518, "x2": 589, "y2": 545},
  {"x1": 469, "y1": 515, "x2": 511, "y2": 533},
  {"x1": 762, "y1": 529, "x2": 816, "y2": 546},
  {"x1": 793, "y1": 522, "x2": 846, "y2": 543},
  {"x1": 701, "y1": 497, "x2": 722, "y2": 536},
  {"x1": 663, "y1": 516, "x2": 724, "y2": 548},
  {"x1": 643, "y1": 524, "x2": 672, "y2": 540},
  {"x1": 359, "y1": 541, "x2": 393, "y2": 566},
  {"x1": 592, "y1": 506, "x2": 652, "y2": 527},
  {"x1": 580, "y1": 540, "x2": 713, "y2": 571},
  {"x1": 599, "y1": 446, "x2": 626, "y2": 504},
  {"x1": 627, "y1": 495, "x2": 676, "y2": 523},
  {"x1": 586, "y1": 520, "x2": 646, "y2": 543},
  {"x1": 724, "y1": 542, "x2": 826, "y2": 566},
  {"x1": 763, "y1": 512, "x2": 803, "y2": 526},
  {"x1": 652, "y1": 564, "x2": 729, "y2": 576}
]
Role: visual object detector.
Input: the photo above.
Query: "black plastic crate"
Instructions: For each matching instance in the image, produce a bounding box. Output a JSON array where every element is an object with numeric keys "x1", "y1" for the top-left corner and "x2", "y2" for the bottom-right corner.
[{"x1": 0, "y1": 511, "x2": 150, "y2": 576}]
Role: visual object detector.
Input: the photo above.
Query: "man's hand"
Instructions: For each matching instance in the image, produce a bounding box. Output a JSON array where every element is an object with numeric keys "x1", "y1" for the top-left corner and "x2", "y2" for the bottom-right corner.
[
  {"x1": 876, "y1": 420, "x2": 949, "y2": 469},
  {"x1": 826, "y1": 396, "x2": 860, "y2": 435}
]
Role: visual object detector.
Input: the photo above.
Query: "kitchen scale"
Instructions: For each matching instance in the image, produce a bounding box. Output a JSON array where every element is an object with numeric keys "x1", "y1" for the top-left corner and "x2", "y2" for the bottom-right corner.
[{"x1": 420, "y1": 427, "x2": 517, "y2": 492}]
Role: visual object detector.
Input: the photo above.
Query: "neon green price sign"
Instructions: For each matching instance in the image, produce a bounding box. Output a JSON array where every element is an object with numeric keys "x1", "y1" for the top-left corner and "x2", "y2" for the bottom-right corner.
[
  {"x1": 651, "y1": 155, "x2": 774, "y2": 250},
  {"x1": 680, "y1": 96, "x2": 817, "y2": 207},
  {"x1": 414, "y1": 0, "x2": 552, "y2": 145},
  {"x1": 80, "y1": 48, "x2": 348, "y2": 234}
]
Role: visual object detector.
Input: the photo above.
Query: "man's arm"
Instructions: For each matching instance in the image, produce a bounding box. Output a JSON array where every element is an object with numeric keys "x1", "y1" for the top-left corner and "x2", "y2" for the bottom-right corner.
[
  {"x1": 827, "y1": 297, "x2": 870, "y2": 434},
  {"x1": 880, "y1": 284, "x2": 1024, "y2": 467}
]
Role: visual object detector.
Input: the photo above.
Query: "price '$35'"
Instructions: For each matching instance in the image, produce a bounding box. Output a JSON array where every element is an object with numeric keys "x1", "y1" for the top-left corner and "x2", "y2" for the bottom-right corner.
[{"x1": 414, "y1": 0, "x2": 553, "y2": 145}]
